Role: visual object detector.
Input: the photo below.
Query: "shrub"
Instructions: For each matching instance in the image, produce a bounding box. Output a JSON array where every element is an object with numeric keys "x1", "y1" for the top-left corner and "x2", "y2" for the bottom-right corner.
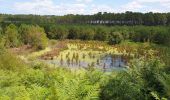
[
  {"x1": 108, "y1": 31, "x2": 124, "y2": 45},
  {"x1": 19, "y1": 24, "x2": 48, "y2": 50},
  {"x1": 0, "y1": 51, "x2": 26, "y2": 71},
  {"x1": 100, "y1": 59, "x2": 170, "y2": 100},
  {"x1": 94, "y1": 27, "x2": 109, "y2": 41}
]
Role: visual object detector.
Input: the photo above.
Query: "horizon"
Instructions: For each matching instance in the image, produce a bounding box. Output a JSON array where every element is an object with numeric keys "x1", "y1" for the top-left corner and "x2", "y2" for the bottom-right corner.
[
  {"x1": 0, "y1": 0, "x2": 170, "y2": 15},
  {"x1": 1, "y1": 11, "x2": 169, "y2": 16}
]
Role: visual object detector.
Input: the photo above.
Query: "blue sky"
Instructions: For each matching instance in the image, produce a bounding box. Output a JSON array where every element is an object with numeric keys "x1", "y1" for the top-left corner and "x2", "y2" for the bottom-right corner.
[{"x1": 0, "y1": 0, "x2": 170, "y2": 15}]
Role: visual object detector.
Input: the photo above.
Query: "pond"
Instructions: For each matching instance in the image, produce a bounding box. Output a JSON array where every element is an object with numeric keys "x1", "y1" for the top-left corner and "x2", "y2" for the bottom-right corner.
[{"x1": 40, "y1": 54, "x2": 128, "y2": 72}]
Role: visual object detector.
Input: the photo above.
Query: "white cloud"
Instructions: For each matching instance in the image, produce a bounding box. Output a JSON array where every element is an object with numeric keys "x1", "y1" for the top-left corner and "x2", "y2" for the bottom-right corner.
[
  {"x1": 120, "y1": 0, "x2": 170, "y2": 12},
  {"x1": 121, "y1": 1, "x2": 144, "y2": 11},
  {"x1": 160, "y1": 1, "x2": 170, "y2": 8},
  {"x1": 14, "y1": 0, "x2": 55, "y2": 15},
  {"x1": 90, "y1": 4, "x2": 115, "y2": 13},
  {"x1": 137, "y1": 0, "x2": 170, "y2": 8},
  {"x1": 137, "y1": 0, "x2": 170, "y2": 3},
  {"x1": 10, "y1": 0, "x2": 170, "y2": 15},
  {"x1": 14, "y1": 0, "x2": 88, "y2": 15},
  {"x1": 76, "y1": 0, "x2": 93, "y2": 3},
  {"x1": 13, "y1": 0, "x2": 115, "y2": 15}
]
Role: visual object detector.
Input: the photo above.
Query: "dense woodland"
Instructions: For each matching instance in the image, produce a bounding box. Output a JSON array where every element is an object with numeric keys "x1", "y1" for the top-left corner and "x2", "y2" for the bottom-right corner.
[
  {"x1": 0, "y1": 12, "x2": 170, "y2": 25},
  {"x1": 0, "y1": 12, "x2": 170, "y2": 47},
  {"x1": 0, "y1": 24, "x2": 170, "y2": 48},
  {"x1": 0, "y1": 12, "x2": 170, "y2": 99}
]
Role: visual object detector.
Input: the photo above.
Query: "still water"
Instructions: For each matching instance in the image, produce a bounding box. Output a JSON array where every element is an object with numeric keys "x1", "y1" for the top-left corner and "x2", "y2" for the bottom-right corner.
[{"x1": 41, "y1": 54, "x2": 128, "y2": 71}]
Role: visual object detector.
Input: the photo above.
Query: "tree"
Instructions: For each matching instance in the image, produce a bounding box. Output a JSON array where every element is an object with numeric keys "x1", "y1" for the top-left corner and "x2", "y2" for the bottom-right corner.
[
  {"x1": 154, "y1": 13, "x2": 167, "y2": 25},
  {"x1": 48, "y1": 25, "x2": 68, "y2": 40},
  {"x1": 143, "y1": 12, "x2": 155, "y2": 25},
  {"x1": 167, "y1": 13, "x2": 170, "y2": 25},
  {"x1": 108, "y1": 31, "x2": 124, "y2": 45},
  {"x1": 94, "y1": 27, "x2": 108, "y2": 41},
  {"x1": 19, "y1": 24, "x2": 48, "y2": 50},
  {"x1": 154, "y1": 27, "x2": 170, "y2": 46},
  {"x1": 0, "y1": 15, "x2": 3, "y2": 23},
  {"x1": 68, "y1": 26, "x2": 80, "y2": 39},
  {"x1": 80, "y1": 28, "x2": 95, "y2": 40},
  {"x1": 0, "y1": 26, "x2": 2, "y2": 35},
  {"x1": 4, "y1": 24, "x2": 20, "y2": 47}
]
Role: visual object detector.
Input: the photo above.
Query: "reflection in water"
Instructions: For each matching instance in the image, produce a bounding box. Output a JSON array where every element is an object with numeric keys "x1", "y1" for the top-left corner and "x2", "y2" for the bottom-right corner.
[
  {"x1": 41, "y1": 54, "x2": 128, "y2": 72},
  {"x1": 100, "y1": 55, "x2": 126, "y2": 71}
]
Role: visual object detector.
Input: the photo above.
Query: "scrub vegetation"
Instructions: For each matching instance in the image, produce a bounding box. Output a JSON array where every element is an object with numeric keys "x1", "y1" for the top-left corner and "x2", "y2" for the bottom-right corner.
[{"x1": 0, "y1": 13, "x2": 170, "y2": 100}]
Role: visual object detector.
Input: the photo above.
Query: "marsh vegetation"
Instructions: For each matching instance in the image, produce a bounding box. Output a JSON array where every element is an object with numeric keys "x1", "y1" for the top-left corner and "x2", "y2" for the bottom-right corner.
[{"x1": 0, "y1": 13, "x2": 170, "y2": 99}]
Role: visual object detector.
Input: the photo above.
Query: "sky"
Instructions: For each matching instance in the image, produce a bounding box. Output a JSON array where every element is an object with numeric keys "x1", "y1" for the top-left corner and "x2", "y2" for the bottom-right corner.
[{"x1": 0, "y1": 0, "x2": 170, "y2": 15}]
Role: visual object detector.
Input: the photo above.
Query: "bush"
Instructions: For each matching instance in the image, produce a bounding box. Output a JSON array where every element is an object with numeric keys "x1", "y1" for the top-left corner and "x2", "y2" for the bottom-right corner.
[
  {"x1": 45, "y1": 68, "x2": 102, "y2": 99},
  {"x1": 94, "y1": 27, "x2": 109, "y2": 41},
  {"x1": 100, "y1": 59, "x2": 170, "y2": 100},
  {"x1": 108, "y1": 31, "x2": 124, "y2": 45},
  {"x1": 19, "y1": 24, "x2": 48, "y2": 50},
  {"x1": 100, "y1": 73, "x2": 143, "y2": 100},
  {"x1": 0, "y1": 51, "x2": 26, "y2": 71},
  {"x1": 68, "y1": 26, "x2": 80, "y2": 39}
]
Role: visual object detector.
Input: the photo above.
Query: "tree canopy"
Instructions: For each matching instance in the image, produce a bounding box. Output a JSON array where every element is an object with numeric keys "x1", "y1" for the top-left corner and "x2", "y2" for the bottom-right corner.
[{"x1": 1, "y1": 12, "x2": 170, "y2": 26}]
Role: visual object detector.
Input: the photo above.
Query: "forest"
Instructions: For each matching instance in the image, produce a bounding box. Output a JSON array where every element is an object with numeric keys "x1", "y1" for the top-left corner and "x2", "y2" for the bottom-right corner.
[
  {"x1": 0, "y1": 12, "x2": 170, "y2": 25},
  {"x1": 0, "y1": 12, "x2": 170, "y2": 100}
]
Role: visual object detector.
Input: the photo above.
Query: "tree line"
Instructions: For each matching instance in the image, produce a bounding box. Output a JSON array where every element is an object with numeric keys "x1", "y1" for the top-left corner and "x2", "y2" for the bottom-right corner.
[
  {"x1": 45, "y1": 25, "x2": 170, "y2": 46},
  {"x1": 1, "y1": 11, "x2": 170, "y2": 26},
  {"x1": 0, "y1": 24, "x2": 170, "y2": 48}
]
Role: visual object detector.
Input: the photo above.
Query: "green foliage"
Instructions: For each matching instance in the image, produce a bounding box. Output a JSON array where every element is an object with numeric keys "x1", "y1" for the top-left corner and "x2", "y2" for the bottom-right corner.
[
  {"x1": 4, "y1": 24, "x2": 20, "y2": 47},
  {"x1": 20, "y1": 69, "x2": 45, "y2": 86},
  {"x1": 0, "y1": 37, "x2": 6, "y2": 53},
  {"x1": 80, "y1": 28, "x2": 95, "y2": 40},
  {"x1": 100, "y1": 72, "x2": 144, "y2": 100},
  {"x1": 48, "y1": 25, "x2": 68, "y2": 39},
  {"x1": 68, "y1": 26, "x2": 81, "y2": 39},
  {"x1": 154, "y1": 28, "x2": 170, "y2": 46},
  {"x1": 1, "y1": 12, "x2": 170, "y2": 25},
  {"x1": 0, "y1": 51, "x2": 26, "y2": 71},
  {"x1": 46, "y1": 25, "x2": 170, "y2": 46},
  {"x1": 46, "y1": 68, "x2": 102, "y2": 100},
  {"x1": 1, "y1": 23, "x2": 170, "y2": 46},
  {"x1": 0, "y1": 26, "x2": 3, "y2": 35},
  {"x1": 0, "y1": 86, "x2": 30, "y2": 100},
  {"x1": 0, "y1": 20, "x2": 170, "y2": 100},
  {"x1": 19, "y1": 24, "x2": 48, "y2": 49},
  {"x1": 100, "y1": 59, "x2": 170, "y2": 100},
  {"x1": 0, "y1": 50, "x2": 104, "y2": 99},
  {"x1": 108, "y1": 31, "x2": 124, "y2": 45},
  {"x1": 0, "y1": 70, "x2": 20, "y2": 88},
  {"x1": 94, "y1": 27, "x2": 108, "y2": 41},
  {"x1": 0, "y1": 43, "x2": 170, "y2": 99}
]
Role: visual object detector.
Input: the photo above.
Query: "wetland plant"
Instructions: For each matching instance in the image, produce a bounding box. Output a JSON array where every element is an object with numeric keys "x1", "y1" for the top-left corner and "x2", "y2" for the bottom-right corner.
[
  {"x1": 96, "y1": 59, "x2": 100, "y2": 65},
  {"x1": 60, "y1": 56, "x2": 63, "y2": 65},
  {"x1": 82, "y1": 53, "x2": 86, "y2": 59}
]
